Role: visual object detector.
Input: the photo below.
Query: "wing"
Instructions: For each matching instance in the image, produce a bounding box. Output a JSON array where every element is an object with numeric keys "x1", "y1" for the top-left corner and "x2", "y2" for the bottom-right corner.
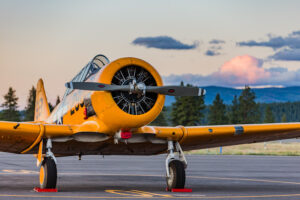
[
  {"x1": 134, "y1": 123, "x2": 300, "y2": 150},
  {"x1": 0, "y1": 121, "x2": 74, "y2": 153}
]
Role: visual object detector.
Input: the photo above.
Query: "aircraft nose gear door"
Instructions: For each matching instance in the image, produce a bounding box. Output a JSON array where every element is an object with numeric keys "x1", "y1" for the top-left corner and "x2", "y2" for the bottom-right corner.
[
  {"x1": 165, "y1": 141, "x2": 187, "y2": 191},
  {"x1": 38, "y1": 139, "x2": 57, "y2": 189}
]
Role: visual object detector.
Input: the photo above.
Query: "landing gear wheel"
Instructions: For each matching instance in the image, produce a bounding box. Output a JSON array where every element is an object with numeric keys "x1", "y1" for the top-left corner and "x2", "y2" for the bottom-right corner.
[
  {"x1": 166, "y1": 160, "x2": 185, "y2": 191},
  {"x1": 39, "y1": 158, "x2": 57, "y2": 189}
]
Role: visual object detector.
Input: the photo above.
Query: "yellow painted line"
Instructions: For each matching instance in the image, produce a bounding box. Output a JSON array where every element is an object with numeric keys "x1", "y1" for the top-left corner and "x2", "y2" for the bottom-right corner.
[
  {"x1": 2, "y1": 170, "x2": 300, "y2": 199},
  {"x1": 1, "y1": 169, "x2": 38, "y2": 174},
  {"x1": 1, "y1": 193, "x2": 300, "y2": 199},
  {"x1": 2, "y1": 170, "x2": 300, "y2": 186},
  {"x1": 2, "y1": 170, "x2": 15, "y2": 173},
  {"x1": 105, "y1": 189, "x2": 173, "y2": 198},
  {"x1": 105, "y1": 190, "x2": 149, "y2": 197},
  {"x1": 130, "y1": 190, "x2": 172, "y2": 197},
  {"x1": 0, "y1": 194, "x2": 145, "y2": 199},
  {"x1": 188, "y1": 175, "x2": 300, "y2": 185},
  {"x1": 3, "y1": 170, "x2": 300, "y2": 186},
  {"x1": 190, "y1": 194, "x2": 300, "y2": 199},
  {"x1": 60, "y1": 172, "x2": 300, "y2": 186},
  {"x1": 58, "y1": 172, "x2": 162, "y2": 177}
]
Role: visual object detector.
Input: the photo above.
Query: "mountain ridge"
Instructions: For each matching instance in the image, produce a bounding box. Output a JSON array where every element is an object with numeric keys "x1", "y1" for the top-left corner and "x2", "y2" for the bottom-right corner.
[{"x1": 164, "y1": 86, "x2": 300, "y2": 106}]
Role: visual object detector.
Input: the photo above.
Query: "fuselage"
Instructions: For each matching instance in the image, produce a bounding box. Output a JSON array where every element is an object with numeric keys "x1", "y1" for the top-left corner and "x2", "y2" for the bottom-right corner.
[{"x1": 46, "y1": 57, "x2": 165, "y2": 135}]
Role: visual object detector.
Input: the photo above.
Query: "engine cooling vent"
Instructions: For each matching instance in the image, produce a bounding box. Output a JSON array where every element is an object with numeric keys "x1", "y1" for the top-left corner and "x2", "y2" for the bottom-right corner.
[{"x1": 111, "y1": 65, "x2": 158, "y2": 115}]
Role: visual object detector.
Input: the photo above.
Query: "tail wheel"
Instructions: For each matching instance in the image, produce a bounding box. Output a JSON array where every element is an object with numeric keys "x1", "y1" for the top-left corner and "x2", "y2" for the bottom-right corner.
[
  {"x1": 39, "y1": 158, "x2": 57, "y2": 189},
  {"x1": 166, "y1": 160, "x2": 185, "y2": 190}
]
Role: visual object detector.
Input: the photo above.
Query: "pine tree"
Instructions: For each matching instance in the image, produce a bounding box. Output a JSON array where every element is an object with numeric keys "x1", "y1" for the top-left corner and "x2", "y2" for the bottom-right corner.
[
  {"x1": 281, "y1": 113, "x2": 287, "y2": 122},
  {"x1": 24, "y1": 86, "x2": 36, "y2": 121},
  {"x1": 1, "y1": 87, "x2": 20, "y2": 121},
  {"x1": 238, "y1": 86, "x2": 260, "y2": 124},
  {"x1": 228, "y1": 95, "x2": 239, "y2": 124},
  {"x1": 171, "y1": 82, "x2": 205, "y2": 126},
  {"x1": 208, "y1": 93, "x2": 228, "y2": 125},
  {"x1": 55, "y1": 96, "x2": 61, "y2": 106},
  {"x1": 264, "y1": 105, "x2": 275, "y2": 123},
  {"x1": 151, "y1": 107, "x2": 168, "y2": 126},
  {"x1": 49, "y1": 102, "x2": 54, "y2": 112}
]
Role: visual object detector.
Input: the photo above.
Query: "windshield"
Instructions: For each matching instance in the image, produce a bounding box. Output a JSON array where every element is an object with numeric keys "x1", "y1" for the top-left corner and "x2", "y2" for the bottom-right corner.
[{"x1": 63, "y1": 54, "x2": 110, "y2": 98}]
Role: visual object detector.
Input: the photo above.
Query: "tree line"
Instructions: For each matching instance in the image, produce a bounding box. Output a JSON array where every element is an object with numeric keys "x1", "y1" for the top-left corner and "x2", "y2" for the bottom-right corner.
[
  {"x1": 0, "y1": 84, "x2": 299, "y2": 124},
  {"x1": 153, "y1": 84, "x2": 300, "y2": 126},
  {"x1": 0, "y1": 87, "x2": 60, "y2": 121}
]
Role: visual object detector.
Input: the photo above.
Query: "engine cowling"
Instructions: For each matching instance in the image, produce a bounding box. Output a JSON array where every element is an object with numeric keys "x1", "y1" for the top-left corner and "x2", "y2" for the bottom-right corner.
[{"x1": 91, "y1": 57, "x2": 165, "y2": 133}]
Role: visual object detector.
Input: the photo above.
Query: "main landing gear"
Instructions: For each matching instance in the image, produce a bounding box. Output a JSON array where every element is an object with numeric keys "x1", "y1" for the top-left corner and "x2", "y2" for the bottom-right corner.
[
  {"x1": 38, "y1": 139, "x2": 57, "y2": 189},
  {"x1": 165, "y1": 141, "x2": 187, "y2": 191}
]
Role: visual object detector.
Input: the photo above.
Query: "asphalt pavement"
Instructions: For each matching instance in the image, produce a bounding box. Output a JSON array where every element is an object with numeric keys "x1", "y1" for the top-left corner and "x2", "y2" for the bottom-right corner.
[{"x1": 0, "y1": 153, "x2": 300, "y2": 199}]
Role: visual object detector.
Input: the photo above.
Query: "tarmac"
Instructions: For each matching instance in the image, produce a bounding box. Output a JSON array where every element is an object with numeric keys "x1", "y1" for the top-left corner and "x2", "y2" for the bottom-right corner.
[{"x1": 0, "y1": 152, "x2": 300, "y2": 199}]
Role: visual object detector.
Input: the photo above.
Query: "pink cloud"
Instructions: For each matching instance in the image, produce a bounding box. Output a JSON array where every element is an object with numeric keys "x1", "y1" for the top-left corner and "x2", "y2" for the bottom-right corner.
[{"x1": 214, "y1": 55, "x2": 270, "y2": 85}]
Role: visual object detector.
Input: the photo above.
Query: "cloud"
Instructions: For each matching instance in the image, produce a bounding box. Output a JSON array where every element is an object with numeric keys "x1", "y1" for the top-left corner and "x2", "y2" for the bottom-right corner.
[
  {"x1": 209, "y1": 39, "x2": 225, "y2": 44},
  {"x1": 213, "y1": 55, "x2": 269, "y2": 85},
  {"x1": 237, "y1": 30, "x2": 300, "y2": 49},
  {"x1": 132, "y1": 36, "x2": 198, "y2": 50},
  {"x1": 269, "y1": 48, "x2": 300, "y2": 61},
  {"x1": 237, "y1": 37, "x2": 290, "y2": 49},
  {"x1": 205, "y1": 49, "x2": 220, "y2": 56},
  {"x1": 237, "y1": 30, "x2": 300, "y2": 61},
  {"x1": 205, "y1": 42, "x2": 223, "y2": 56},
  {"x1": 163, "y1": 55, "x2": 300, "y2": 87},
  {"x1": 266, "y1": 67, "x2": 288, "y2": 73},
  {"x1": 164, "y1": 67, "x2": 300, "y2": 87},
  {"x1": 291, "y1": 30, "x2": 300, "y2": 36}
]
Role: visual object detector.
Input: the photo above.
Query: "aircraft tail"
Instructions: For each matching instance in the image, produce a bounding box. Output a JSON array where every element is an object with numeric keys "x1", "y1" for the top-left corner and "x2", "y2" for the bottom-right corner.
[{"x1": 34, "y1": 79, "x2": 50, "y2": 122}]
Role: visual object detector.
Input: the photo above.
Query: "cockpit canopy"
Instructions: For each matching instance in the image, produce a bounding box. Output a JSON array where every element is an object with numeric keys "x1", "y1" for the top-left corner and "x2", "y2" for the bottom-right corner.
[{"x1": 63, "y1": 54, "x2": 110, "y2": 98}]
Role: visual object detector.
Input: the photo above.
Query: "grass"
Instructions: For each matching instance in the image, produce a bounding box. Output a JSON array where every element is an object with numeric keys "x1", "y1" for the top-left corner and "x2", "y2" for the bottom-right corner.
[{"x1": 188, "y1": 142, "x2": 300, "y2": 156}]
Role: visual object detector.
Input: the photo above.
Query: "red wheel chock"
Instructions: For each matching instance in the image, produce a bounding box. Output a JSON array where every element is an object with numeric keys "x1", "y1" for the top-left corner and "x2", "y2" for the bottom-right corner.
[
  {"x1": 34, "y1": 187, "x2": 58, "y2": 192},
  {"x1": 166, "y1": 188, "x2": 192, "y2": 192}
]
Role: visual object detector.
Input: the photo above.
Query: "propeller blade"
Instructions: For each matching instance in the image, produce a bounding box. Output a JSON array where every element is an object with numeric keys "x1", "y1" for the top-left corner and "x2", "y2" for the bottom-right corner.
[
  {"x1": 65, "y1": 82, "x2": 130, "y2": 91},
  {"x1": 146, "y1": 86, "x2": 206, "y2": 96},
  {"x1": 65, "y1": 82, "x2": 206, "y2": 96}
]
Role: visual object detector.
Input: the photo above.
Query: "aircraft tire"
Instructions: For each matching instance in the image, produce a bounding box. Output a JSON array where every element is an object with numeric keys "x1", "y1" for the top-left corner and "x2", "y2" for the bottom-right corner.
[
  {"x1": 39, "y1": 157, "x2": 57, "y2": 189},
  {"x1": 166, "y1": 160, "x2": 185, "y2": 190}
]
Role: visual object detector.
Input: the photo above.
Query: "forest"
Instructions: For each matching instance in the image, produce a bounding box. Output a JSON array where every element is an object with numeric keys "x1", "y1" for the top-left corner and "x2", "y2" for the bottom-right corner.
[{"x1": 0, "y1": 84, "x2": 300, "y2": 125}]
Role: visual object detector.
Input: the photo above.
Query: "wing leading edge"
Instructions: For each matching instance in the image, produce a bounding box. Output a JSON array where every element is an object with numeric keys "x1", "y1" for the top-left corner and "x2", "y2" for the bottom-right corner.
[
  {"x1": 134, "y1": 123, "x2": 300, "y2": 150},
  {"x1": 0, "y1": 121, "x2": 74, "y2": 153}
]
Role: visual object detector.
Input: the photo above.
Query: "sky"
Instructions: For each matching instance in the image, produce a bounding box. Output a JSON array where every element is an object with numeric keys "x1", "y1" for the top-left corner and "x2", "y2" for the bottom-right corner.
[{"x1": 1, "y1": 0, "x2": 300, "y2": 108}]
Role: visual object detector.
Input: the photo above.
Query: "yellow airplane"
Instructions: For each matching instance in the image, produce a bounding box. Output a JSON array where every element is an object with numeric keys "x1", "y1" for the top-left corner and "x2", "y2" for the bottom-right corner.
[{"x1": 1, "y1": 54, "x2": 300, "y2": 191}]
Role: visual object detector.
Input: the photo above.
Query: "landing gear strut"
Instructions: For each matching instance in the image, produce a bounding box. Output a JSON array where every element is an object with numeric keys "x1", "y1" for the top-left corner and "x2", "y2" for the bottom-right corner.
[
  {"x1": 165, "y1": 141, "x2": 187, "y2": 191},
  {"x1": 39, "y1": 139, "x2": 57, "y2": 189}
]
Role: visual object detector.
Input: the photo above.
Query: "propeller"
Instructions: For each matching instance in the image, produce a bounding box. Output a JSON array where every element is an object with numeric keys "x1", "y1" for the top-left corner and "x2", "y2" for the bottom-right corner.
[{"x1": 65, "y1": 81, "x2": 206, "y2": 96}]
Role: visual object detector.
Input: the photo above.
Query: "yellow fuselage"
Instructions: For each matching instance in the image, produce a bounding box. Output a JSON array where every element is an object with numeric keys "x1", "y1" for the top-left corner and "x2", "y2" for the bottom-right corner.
[{"x1": 47, "y1": 57, "x2": 165, "y2": 135}]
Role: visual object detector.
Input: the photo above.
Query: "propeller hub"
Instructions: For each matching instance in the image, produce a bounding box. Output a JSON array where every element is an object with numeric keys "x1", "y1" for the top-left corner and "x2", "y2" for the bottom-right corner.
[
  {"x1": 129, "y1": 80, "x2": 146, "y2": 95},
  {"x1": 136, "y1": 82, "x2": 146, "y2": 95}
]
